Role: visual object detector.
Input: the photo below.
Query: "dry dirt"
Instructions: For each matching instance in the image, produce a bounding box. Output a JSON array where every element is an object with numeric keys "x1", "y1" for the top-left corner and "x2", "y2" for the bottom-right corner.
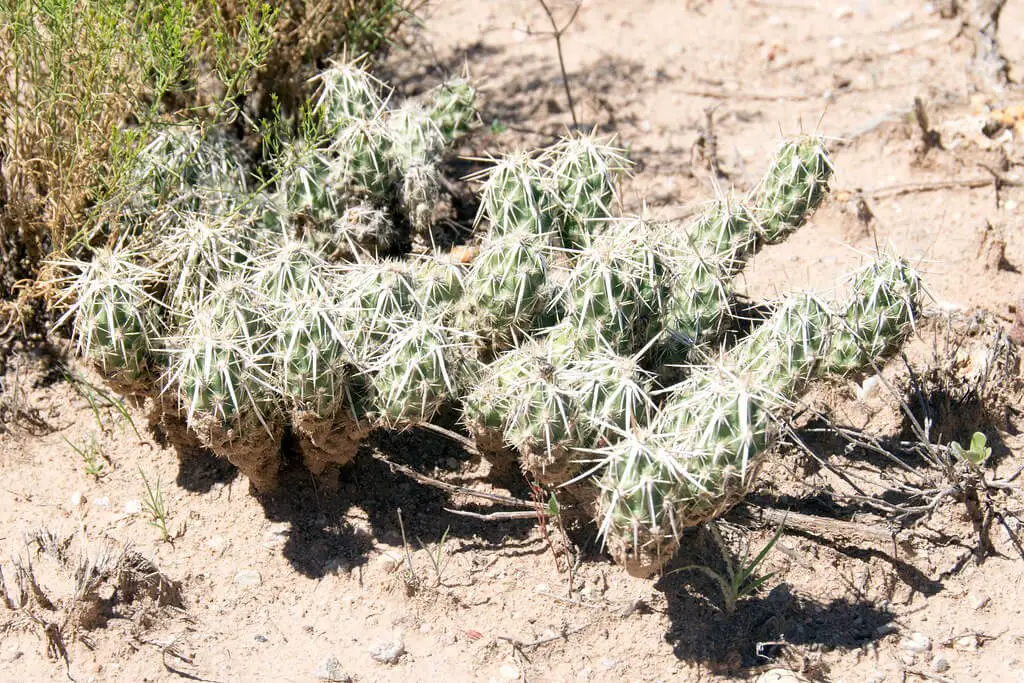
[{"x1": 3, "y1": 0, "x2": 1024, "y2": 681}]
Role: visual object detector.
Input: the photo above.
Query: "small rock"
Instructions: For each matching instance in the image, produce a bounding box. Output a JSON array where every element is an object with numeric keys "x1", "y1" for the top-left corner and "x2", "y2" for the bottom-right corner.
[
  {"x1": 234, "y1": 569, "x2": 262, "y2": 587},
  {"x1": 419, "y1": 623, "x2": 430, "y2": 633},
  {"x1": 372, "y1": 553, "x2": 401, "y2": 575},
  {"x1": 756, "y1": 669, "x2": 810, "y2": 683},
  {"x1": 876, "y1": 623, "x2": 899, "y2": 636},
  {"x1": 253, "y1": 634, "x2": 268, "y2": 643},
  {"x1": 955, "y1": 634, "x2": 979, "y2": 651},
  {"x1": 262, "y1": 524, "x2": 289, "y2": 548},
  {"x1": 833, "y1": 5, "x2": 855, "y2": 19},
  {"x1": 902, "y1": 632, "x2": 932, "y2": 653},
  {"x1": 316, "y1": 656, "x2": 351, "y2": 682},
  {"x1": 497, "y1": 661, "x2": 520, "y2": 680},
  {"x1": 71, "y1": 491, "x2": 86, "y2": 507},
  {"x1": 206, "y1": 535, "x2": 227, "y2": 553},
  {"x1": 123, "y1": 499, "x2": 142, "y2": 514},
  {"x1": 600, "y1": 658, "x2": 618, "y2": 670},
  {"x1": 857, "y1": 375, "x2": 882, "y2": 400},
  {"x1": 534, "y1": 583, "x2": 550, "y2": 594},
  {"x1": 369, "y1": 638, "x2": 405, "y2": 664},
  {"x1": 932, "y1": 656, "x2": 950, "y2": 673},
  {"x1": 93, "y1": 496, "x2": 110, "y2": 509},
  {"x1": 900, "y1": 651, "x2": 918, "y2": 667},
  {"x1": 971, "y1": 593, "x2": 990, "y2": 610}
]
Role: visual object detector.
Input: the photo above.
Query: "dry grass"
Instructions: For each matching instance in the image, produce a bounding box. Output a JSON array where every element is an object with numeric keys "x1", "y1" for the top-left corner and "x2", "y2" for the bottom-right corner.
[{"x1": 0, "y1": 0, "x2": 426, "y2": 339}]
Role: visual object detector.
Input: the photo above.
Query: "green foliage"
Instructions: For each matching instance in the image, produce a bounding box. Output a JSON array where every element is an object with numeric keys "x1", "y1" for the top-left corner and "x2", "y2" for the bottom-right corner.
[
  {"x1": 669, "y1": 522, "x2": 784, "y2": 614},
  {"x1": 951, "y1": 431, "x2": 992, "y2": 468}
]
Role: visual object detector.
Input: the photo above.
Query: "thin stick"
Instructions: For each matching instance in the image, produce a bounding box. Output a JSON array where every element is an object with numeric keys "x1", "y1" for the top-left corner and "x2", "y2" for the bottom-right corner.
[
  {"x1": 498, "y1": 620, "x2": 597, "y2": 649},
  {"x1": 370, "y1": 450, "x2": 535, "y2": 509},
  {"x1": 731, "y1": 505, "x2": 896, "y2": 544},
  {"x1": 417, "y1": 422, "x2": 480, "y2": 453},
  {"x1": 443, "y1": 508, "x2": 541, "y2": 521},
  {"x1": 536, "y1": 0, "x2": 582, "y2": 127},
  {"x1": 862, "y1": 175, "x2": 1021, "y2": 200}
]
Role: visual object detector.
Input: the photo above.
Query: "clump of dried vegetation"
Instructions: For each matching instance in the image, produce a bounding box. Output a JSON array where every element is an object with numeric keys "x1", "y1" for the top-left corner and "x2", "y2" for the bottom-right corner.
[{"x1": 0, "y1": 0, "x2": 424, "y2": 338}]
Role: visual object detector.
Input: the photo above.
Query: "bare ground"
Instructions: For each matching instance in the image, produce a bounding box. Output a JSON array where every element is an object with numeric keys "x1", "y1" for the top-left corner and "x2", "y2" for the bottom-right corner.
[{"x1": 3, "y1": 1, "x2": 1024, "y2": 681}]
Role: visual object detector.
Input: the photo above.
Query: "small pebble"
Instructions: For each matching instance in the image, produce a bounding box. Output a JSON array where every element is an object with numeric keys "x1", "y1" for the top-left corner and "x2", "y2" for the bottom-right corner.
[
  {"x1": 932, "y1": 656, "x2": 950, "y2": 673},
  {"x1": 206, "y1": 535, "x2": 227, "y2": 553},
  {"x1": 534, "y1": 583, "x2": 550, "y2": 594},
  {"x1": 497, "y1": 661, "x2": 520, "y2": 680},
  {"x1": 971, "y1": 593, "x2": 991, "y2": 610},
  {"x1": 902, "y1": 632, "x2": 932, "y2": 653},
  {"x1": 71, "y1": 491, "x2": 86, "y2": 507},
  {"x1": 253, "y1": 634, "x2": 268, "y2": 643},
  {"x1": 93, "y1": 496, "x2": 110, "y2": 509},
  {"x1": 857, "y1": 375, "x2": 881, "y2": 400},
  {"x1": 369, "y1": 638, "x2": 405, "y2": 664},
  {"x1": 123, "y1": 499, "x2": 142, "y2": 514},
  {"x1": 955, "y1": 634, "x2": 979, "y2": 651},
  {"x1": 234, "y1": 569, "x2": 262, "y2": 587},
  {"x1": 876, "y1": 623, "x2": 898, "y2": 636},
  {"x1": 833, "y1": 5, "x2": 854, "y2": 19},
  {"x1": 316, "y1": 656, "x2": 351, "y2": 682}
]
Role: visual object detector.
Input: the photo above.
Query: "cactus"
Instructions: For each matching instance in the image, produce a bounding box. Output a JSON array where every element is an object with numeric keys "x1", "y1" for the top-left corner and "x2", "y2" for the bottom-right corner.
[
  {"x1": 299, "y1": 203, "x2": 401, "y2": 262},
  {"x1": 372, "y1": 319, "x2": 468, "y2": 426},
  {"x1": 126, "y1": 126, "x2": 249, "y2": 216},
  {"x1": 427, "y1": 77, "x2": 477, "y2": 142},
  {"x1": 55, "y1": 245, "x2": 163, "y2": 391},
  {"x1": 825, "y1": 256, "x2": 922, "y2": 375},
  {"x1": 413, "y1": 255, "x2": 465, "y2": 314},
  {"x1": 477, "y1": 153, "x2": 554, "y2": 240},
  {"x1": 399, "y1": 162, "x2": 444, "y2": 241},
  {"x1": 312, "y1": 57, "x2": 387, "y2": 132},
  {"x1": 463, "y1": 340, "x2": 585, "y2": 481},
  {"x1": 56, "y1": 92, "x2": 932, "y2": 585},
  {"x1": 275, "y1": 137, "x2": 337, "y2": 220},
  {"x1": 329, "y1": 118, "x2": 396, "y2": 199},
  {"x1": 597, "y1": 257, "x2": 921, "y2": 576},
  {"x1": 543, "y1": 134, "x2": 630, "y2": 249},
  {"x1": 165, "y1": 278, "x2": 283, "y2": 491},
  {"x1": 340, "y1": 260, "x2": 423, "y2": 357},
  {"x1": 454, "y1": 227, "x2": 550, "y2": 353},
  {"x1": 556, "y1": 219, "x2": 669, "y2": 356},
  {"x1": 386, "y1": 103, "x2": 447, "y2": 171},
  {"x1": 750, "y1": 136, "x2": 833, "y2": 243},
  {"x1": 567, "y1": 349, "x2": 657, "y2": 446}
]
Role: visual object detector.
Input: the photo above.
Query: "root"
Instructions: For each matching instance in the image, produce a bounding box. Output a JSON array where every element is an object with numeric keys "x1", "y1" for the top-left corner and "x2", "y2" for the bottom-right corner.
[
  {"x1": 190, "y1": 414, "x2": 284, "y2": 493},
  {"x1": 292, "y1": 410, "x2": 370, "y2": 476}
]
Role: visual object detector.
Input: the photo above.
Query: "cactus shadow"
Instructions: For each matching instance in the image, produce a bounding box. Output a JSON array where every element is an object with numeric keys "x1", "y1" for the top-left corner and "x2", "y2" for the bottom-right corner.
[
  {"x1": 172, "y1": 448, "x2": 239, "y2": 493},
  {"x1": 251, "y1": 427, "x2": 537, "y2": 579},
  {"x1": 658, "y1": 574, "x2": 894, "y2": 671}
]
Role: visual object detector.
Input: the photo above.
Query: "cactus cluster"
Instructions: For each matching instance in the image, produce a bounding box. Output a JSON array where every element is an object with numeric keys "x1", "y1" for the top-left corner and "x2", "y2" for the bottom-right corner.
[{"x1": 56, "y1": 62, "x2": 923, "y2": 576}]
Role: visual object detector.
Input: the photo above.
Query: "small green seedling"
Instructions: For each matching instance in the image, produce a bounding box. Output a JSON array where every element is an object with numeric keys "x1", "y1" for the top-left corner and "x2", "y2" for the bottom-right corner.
[
  {"x1": 65, "y1": 434, "x2": 109, "y2": 480},
  {"x1": 951, "y1": 431, "x2": 992, "y2": 468},
  {"x1": 669, "y1": 521, "x2": 784, "y2": 614},
  {"x1": 489, "y1": 118, "x2": 508, "y2": 135},
  {"x1": 139, "y1": 467, "x2": 171, "y2": 542},
  {"x1": 418, "y1": 526, "x2": 453, "y2": 587}
]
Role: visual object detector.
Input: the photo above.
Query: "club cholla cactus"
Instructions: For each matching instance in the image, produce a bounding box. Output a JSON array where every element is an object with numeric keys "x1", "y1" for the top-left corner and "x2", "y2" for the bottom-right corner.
[
  {"x1": 55, "y1": 245, "x2": 163, "y2": 392},
  {"x1": 52, "y1": 56, "x2": 926, "y2": 580},
  {"x1": 597, "y1": 257, "x2": 921, "y2": 576},
  {"x1": 166, "y1": 278, "x2": 284, "y2": 492}
]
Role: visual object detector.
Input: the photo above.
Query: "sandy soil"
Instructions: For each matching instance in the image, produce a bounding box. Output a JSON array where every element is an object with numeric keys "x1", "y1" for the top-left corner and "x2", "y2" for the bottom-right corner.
[{"x1": 3, "y1": 1, "x2": 1024, "y2": 681}]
